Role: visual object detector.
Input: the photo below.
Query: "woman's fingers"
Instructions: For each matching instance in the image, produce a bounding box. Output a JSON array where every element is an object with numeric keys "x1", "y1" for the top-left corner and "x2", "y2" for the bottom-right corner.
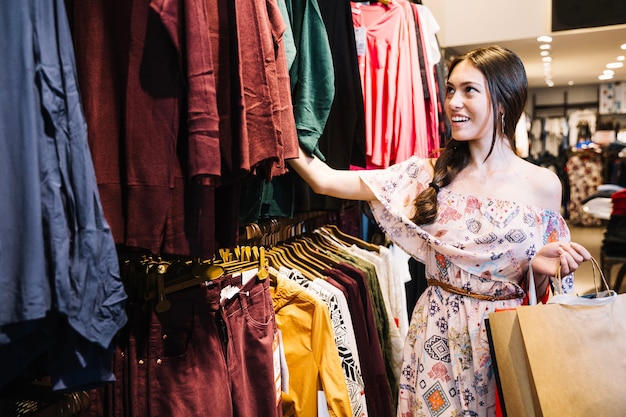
[{"x1": 557, "y1": 241, "x2": 591, "y2": 275}]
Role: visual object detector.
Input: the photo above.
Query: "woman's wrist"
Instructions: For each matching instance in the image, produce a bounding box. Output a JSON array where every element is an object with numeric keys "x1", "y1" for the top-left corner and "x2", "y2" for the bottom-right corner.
[{"x1": 529, "y1": 257, "x2": 551, "y2": 302}]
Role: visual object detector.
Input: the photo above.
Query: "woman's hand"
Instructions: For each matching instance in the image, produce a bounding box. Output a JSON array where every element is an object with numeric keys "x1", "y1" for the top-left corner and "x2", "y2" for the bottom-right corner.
[
  {"x1": 533, "y1": 241, "x2": 591, "y2": 276},
  {"x1": 530, "y1": 241, "x2": 592, "y2": 296}
]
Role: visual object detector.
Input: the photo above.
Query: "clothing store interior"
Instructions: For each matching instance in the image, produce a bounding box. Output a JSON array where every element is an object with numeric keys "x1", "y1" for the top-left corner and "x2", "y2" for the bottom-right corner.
[{"x1": 2, "y1": 0, "x2": 626, "y2": 416}]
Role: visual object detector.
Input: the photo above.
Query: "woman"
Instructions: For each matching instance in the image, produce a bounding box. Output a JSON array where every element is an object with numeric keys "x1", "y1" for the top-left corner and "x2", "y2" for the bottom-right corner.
[{"x1": 288, "y1": 46, "x2": 590, "y2": 416}]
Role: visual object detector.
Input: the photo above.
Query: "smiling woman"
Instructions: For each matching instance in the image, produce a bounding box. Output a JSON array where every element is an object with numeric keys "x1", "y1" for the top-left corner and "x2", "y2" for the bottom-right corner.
[{"x1": 288, "y1": 45, "x2": 592, "y2": 417}]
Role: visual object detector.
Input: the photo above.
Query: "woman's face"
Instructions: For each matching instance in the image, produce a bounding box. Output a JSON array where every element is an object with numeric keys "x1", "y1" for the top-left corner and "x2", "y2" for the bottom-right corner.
[{"x1": 444, "y1": 60, "x2": 495, "y2": 144}]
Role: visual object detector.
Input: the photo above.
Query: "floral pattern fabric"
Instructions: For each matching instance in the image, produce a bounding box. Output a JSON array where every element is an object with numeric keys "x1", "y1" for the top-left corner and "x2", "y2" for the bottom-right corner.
[{"x1": 359, "y1": 156, "x2": 573, "y2": 417}]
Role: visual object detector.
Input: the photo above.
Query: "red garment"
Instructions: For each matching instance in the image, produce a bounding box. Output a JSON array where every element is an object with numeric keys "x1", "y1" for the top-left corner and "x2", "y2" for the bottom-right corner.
[
  {"x1": 612, "y1": 189, "x2": 626, "y2": 216},
  {"x1": 234, "y1": 0, "x2": 299, "y2": 180},
  {"x1": 70, "y1": 0, "x2": 298, "y2": 257},
  {"x1": 151, "y1": 0, "x2": 221, "y2": 182},
  {"x1": 352, "y1": 0, "x2": 430, "y2": 169}
]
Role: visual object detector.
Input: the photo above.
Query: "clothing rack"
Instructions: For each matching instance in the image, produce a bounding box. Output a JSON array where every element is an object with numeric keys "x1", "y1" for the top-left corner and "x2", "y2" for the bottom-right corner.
[{"x1": 238, "y1": 210, "x2": 342, "y2": 247}]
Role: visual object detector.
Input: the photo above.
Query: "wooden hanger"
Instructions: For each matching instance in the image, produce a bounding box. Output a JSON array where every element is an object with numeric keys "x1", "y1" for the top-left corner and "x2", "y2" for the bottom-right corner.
[
  {"x1": 143, "y1": 260, "x2": 226, "y2": 310},
  {"x1": 293, "y1": 236, "x2": 339, "y2": 268},
  {"x1": 269, "y1": 244, "x2": 320, "y2": 281},
  {"x1": 320, "y1": 224, "x2": 380, "y2": 253},
  {"x1": 286, "y1": 240, "x2": 331, "y2": 271}
]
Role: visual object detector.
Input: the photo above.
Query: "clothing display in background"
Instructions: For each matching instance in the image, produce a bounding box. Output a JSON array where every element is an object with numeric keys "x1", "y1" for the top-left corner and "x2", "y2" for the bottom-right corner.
[
  {"x1": 566, "y1": 148, "x2": 604, "y2": 226},
  {"x1": 604, "y1": 141, "x2": 626, "y2": 187},
  {"x1": 529, "y1": 116, "x2": 568, "y2": 160},
  {"x1": 3, "y1": 0, "x2": 444, "y2": 414},
  {"x1": 352, "y1": 0, "x2": 444, "y2": 168},
  {"x1": 568, "y1": 108, "x2": 597, "y2": 146},
  {"x1": 0, "y1": 0, "x2": 127, "y2": 393}
]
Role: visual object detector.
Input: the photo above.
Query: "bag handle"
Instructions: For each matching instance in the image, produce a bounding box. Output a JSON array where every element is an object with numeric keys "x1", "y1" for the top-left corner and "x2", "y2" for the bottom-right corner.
[{"x1": 528, "y1": 255, "x2": 616, "y2": 306}]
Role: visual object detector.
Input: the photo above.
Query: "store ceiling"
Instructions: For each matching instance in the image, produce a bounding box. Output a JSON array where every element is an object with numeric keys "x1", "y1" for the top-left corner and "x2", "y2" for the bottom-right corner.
[{"x1": 444, "y1": 25, "x2": 626, "y2": 89}]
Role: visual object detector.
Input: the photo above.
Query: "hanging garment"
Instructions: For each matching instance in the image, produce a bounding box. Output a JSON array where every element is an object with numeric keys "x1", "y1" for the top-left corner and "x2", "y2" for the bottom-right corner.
[
  {"x1": 352, "y1": 0, "x2": 431, "y2": 168},
  {"x1": 271, "y1": 274, "x2": 353, "y2": 417},
  {"x1": 0, "y1": 0, "x2": 127, "y2": 391}
]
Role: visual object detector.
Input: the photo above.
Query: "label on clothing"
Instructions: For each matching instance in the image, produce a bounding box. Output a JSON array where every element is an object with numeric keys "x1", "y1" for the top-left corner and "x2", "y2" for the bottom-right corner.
[
  {"x1": 273, "y1": 330, "x2": 284, "y2": 405},
  {"x1": 241, "y1": 267, "x2": 258, "y2": 286},
  {"x1": 354, "y1": 27, "x2": 366, "y2": 56},
  {"x1": 278, "y1": 330, "x2": 289, "y2": 393},
  {"x1": 219, "y1": 285, "x2": 239, "y2": 302}
]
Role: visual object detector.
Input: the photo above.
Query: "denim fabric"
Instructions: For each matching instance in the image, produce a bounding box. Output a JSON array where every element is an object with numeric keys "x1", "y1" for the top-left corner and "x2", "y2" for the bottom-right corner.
[{"x1": 0, "y1": 0, "x2": 127, "y2": 389}]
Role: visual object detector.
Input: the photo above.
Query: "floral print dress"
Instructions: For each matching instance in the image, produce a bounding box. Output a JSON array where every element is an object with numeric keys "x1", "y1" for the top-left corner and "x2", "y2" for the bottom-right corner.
[{"x1": 359, "y1": 157, "x2": 574, "y2": 417}]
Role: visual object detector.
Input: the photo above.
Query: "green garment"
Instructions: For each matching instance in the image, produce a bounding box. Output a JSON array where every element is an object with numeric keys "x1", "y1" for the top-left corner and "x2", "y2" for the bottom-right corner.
[{"x1": 284, "y1": 0, "x2": 335, "y2": 161}]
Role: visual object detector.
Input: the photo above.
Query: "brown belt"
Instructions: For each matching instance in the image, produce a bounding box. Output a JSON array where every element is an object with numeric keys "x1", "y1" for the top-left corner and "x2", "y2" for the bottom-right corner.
[{"x1": 427, "y1": 279, "x2": 524, "y2": 301}]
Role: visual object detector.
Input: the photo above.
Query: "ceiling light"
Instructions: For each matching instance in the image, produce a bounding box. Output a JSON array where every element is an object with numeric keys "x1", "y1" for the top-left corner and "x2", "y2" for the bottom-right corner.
[
  {"x1": 546, "y1": 80, "x2": 555, "y2": 87},
  {"x1": 539, "y1": 44, "x2": 551, "y2": 50},
  {"x1": 621, "y1": 43, "x2": 626, "y2": 50},
  {"x1": 542, "y1": 56, "x2": 552, "y2": 62},
  {"x1": 599, "y1": 74, "x2": 614, "y2": 80},
  {"x1": 568, "y1": 81, "x2": 575, "y2": 86},
  {"x1": 618, "y1": 56, "x2": 625, "y2": 61},
  {"x1": 540, "y1": 51, "x2": 550, "y2": 57},
  {"x1": 604, "y1": 69, "x2": 615, "y2": 75},
  {"x1": 537, "y1": 35, "x2": 553, "y2": 43},
  {"x1": 607, "y1": 62, "x2": 624, "y2": 69}
]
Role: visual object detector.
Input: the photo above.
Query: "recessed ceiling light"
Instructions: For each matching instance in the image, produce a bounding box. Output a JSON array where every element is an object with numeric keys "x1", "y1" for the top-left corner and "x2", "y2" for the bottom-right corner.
[
  {"x1": 618, "y1": 56, "x2": 625, "y2": 61},
  {"x1": 542, "y1": 56, "x2": 552, "y2": 62},
  {"x1": 539, "y1": 44, "x2": 551, "y2": 50},
  {"x1": 546, "y1": 80, "x2": 555, "y2": 87},
  {"x1": 621, "y1": 43, "x2": 626, "y2": 50},
  {"x1": 540, "y1": 51, "x2": 550, "y2": 57},
  {"x1": 599, "y1": 74, "x2": 614, "y2": 80},
  {"x1": 604, "y1": 69, "x2": 615, "y2": 75},
  {"x1": 537, "y1": 35, "x2": 553, "y2": 43},
  {"x1": 568, "y1": 81, "x2": 575, "y2": 86},
  {"x1": 607, "y1": 62, "x2": 624, "y2": 69}
]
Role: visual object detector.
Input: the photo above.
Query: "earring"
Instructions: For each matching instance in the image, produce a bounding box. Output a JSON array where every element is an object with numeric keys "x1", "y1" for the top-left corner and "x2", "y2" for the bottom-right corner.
[{"x1": 501, "y1": 113, "x2": 505, "y2": 134}]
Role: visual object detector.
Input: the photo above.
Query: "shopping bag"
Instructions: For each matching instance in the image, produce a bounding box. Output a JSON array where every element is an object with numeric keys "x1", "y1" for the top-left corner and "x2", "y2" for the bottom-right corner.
[
  {"x1": 486, "y1": 312, "x2": 540, "y2": 417},
  {"x1": 488, "y1": 257, "x2": 626, "y2": 417}
]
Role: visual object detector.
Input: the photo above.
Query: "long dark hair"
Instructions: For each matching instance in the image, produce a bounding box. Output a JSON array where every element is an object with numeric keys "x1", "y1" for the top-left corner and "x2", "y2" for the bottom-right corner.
[{"x1": 412, "y1": 45, "x2": 528, "y2": 225}]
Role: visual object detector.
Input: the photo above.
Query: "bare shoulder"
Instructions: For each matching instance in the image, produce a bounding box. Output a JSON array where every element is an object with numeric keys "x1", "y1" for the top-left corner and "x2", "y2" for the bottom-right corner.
[{"x1": 517, "y1": 159, "x2": 562, "y2": 211}]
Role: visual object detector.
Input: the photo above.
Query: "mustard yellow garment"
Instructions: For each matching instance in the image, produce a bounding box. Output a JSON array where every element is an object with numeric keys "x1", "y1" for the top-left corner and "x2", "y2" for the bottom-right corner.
[{"x1": 271, "y1": 274, "x2": 352, "y2": 417}]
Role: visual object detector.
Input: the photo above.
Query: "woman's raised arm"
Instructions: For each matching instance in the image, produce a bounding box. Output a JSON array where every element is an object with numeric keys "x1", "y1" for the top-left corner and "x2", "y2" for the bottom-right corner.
[{"x1": 287, "y1": 147, "x2": 376, "y2": 201}]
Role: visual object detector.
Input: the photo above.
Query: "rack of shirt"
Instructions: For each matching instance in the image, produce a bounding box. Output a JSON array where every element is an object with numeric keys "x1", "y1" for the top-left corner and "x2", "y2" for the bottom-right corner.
[
  {"x1": 82, "y1": 224, "x2": 412, "y2": 417},
  {"x1": 2, "y1": 0, "x2": 443, "y2": 414}
]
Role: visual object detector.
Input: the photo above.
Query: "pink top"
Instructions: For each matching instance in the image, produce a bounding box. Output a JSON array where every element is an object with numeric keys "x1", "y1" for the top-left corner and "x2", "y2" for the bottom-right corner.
[{"x1": 352, "y1": 0, "x2": 430, "y2": 169}]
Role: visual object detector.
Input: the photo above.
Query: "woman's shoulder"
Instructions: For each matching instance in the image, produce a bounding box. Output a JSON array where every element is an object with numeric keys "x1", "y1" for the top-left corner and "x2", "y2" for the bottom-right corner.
[{"x1": 517, "y1": 159, "x2": 563, "y2": 211}]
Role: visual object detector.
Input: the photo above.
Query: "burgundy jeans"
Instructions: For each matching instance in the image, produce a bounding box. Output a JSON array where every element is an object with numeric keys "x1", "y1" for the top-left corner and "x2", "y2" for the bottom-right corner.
[{"x1": 121, "y1": 273, "x2": 280, "y2": 416}]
